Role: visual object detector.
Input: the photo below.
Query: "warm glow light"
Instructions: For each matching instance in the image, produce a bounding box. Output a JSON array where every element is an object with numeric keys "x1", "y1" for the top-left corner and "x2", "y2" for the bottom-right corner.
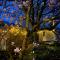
[
  {"x1": 0, "y1": 29, "x2": 3, "y2": 32},
  {"x1": 9, "y1": 26, "x2": 20, "y2": 35},
  {"x1": 21, "y1": 29, "x2": 27, "y2": 36},
  {"x1": 9, "y1": 26, "x2": 27, "y2": 37},
  {"x1": 37, "y1": 30, "x2": 56, "y2": 42}
]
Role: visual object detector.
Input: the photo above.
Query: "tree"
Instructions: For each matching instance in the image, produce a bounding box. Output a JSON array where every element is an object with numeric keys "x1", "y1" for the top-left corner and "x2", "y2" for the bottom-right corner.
[{"x1": 22, "y1": 0, "x2": 60, "y2": 42}]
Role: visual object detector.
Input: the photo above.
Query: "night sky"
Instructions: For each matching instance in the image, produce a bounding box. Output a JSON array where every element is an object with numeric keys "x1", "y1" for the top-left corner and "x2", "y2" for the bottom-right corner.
[{"x1": 0, "y1": 0, "x2": 60, "y2": 30}]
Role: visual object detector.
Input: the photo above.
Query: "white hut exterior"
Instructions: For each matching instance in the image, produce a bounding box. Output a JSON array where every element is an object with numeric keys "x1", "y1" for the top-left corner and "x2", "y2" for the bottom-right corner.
[{"x1": 37, "y1": 30, "x2": 56, "y2": 42}]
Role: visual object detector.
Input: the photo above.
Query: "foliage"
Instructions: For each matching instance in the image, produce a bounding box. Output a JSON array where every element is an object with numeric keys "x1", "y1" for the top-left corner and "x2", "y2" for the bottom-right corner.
[{"x1": 0, "y1": 0, "x2": 60, "y2": 60}]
